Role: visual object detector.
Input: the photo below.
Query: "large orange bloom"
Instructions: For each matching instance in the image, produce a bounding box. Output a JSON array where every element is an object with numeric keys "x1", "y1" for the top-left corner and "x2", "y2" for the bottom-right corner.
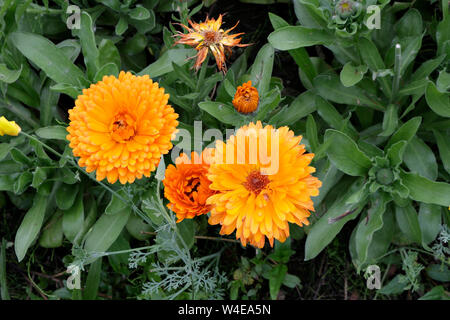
[
  {"x1": 232, "y1": 81, "x2": 259, "y2": 114},
  {"x1": 206, "y1": 121, "x2": 321, "y2": 248},
  {"x1": 66, "y1": 71, "x2": 179, "y2": 184},
  {"x1": 174, "y1": 14, "x2": 250, "y2": 72},
  {"x1": 163, "y1": 149, "x2": 215, "y2": 222}
]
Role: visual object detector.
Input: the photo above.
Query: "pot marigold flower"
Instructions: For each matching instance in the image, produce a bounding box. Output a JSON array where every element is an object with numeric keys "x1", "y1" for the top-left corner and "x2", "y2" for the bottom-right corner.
[
  {"x1": 206, "y1": 121, "x2": 322, "y2": 248},
  {"x1": 174, "y1": 14, "x2": 250, "y2": 72},
  {"x1": 0, "y1": 116, "x2": 21, "y2": 136},
  {"x1": 163, "y1": 149, "x2": 215, "y2": 222},
  {"x1": 66, "y1": 71, "x2": 179, "y2": 184},
  {"x1": 232, "y1": 81, "x2": 259, "y2": 114}
]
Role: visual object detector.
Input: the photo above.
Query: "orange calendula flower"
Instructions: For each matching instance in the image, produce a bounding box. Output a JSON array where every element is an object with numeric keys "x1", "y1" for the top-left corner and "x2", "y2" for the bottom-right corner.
[
  {"x1": 232, "y1": 81, "x2": 259, "y2": 114},
  {"x1": 163, "y1": 149, "x2": 215, "y2": 222},
  {"x1": 0, "y1": 116, "x2": 21, "y2": 136},
  {"x1": 206, "y1": 121, "x2": 321, "y2": 248},
  {"x1": 174, "y1": 14, "x2": 250, "y2": 72},
  {"x1": 66, "y1": 71, "x2": 179, "y2": 184}
]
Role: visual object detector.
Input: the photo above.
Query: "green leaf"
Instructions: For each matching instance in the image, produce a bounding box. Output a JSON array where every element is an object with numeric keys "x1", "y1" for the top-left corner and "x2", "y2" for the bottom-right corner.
[
  {"x1": 62, "y1": 192, "x2": 84, "y2": 244},
  {"x1": 198, "y1": 101, "x2": 245, "y2": 126},
  {"x1": 115, "y1": 16, "x2": 128, "y2": 36},
  {"x1": 14, "y1": 193, "x2": 48, "y2": 262},
  {"x1": 94, "y1": 60, "x2": 119, "y2": 80},
  {"x1": 379, "y1": 104, "x2": 398, "y2": 137},
  {"x1": 355, "y1": 192, "x2": 390, "y2": 266},
  {"x1": 249, "y1": 43, "x2": 274, "y2": 96},
  {"x1": 437, "y1": 70, "x2": 450, "y2": 92},
  {"x1": 268, "y1": 264, "x2": 287, "y2": 300},
  {"x1": 74, "y1": 11, "x2": 99, "y2": 80},
  {"x1": 306, "y1": 114, "x2": 319, "y2": 152},
  {"x1": 39, "y1": 212, "x2": 63, "y2": 248},
  {"x1": 9, "y1": 32, "x2": 87, "y2": 87},
  {"x1": 176, "y1": 219, "x2": 195, "y2": 250},
  {"x1": 386, "y1": 116, "x2": 421, "y2": 149},
  {"x1": 171, "y1": 62, "x2": 196, "y2": 90},
  {"x1": 98, "y1": 39, "x2": 121, "y2": 70},
  {"x1": 312, "y1": 160, "x2": 344, "y2": 207},
  {"x1": 418, "y1": 204, "x2": 442, "y2": 246},
  {"x1": 0, "y1": 64, "x2": 22, "y2": 84},
  {"x1": 56, "y1": 183, "x2": 79, "y2": 210},
  {"x1": 35, "y1": 126, "x2": 68, "y2": 140},
  {"x1": 433, "y1": 129, "x2": 450, "y2": 174},
  {"x1": 325, "y1": 129, "x2": 372, "y2": 177},
  {"x1": 138, "y1": 48, "x2": 195, "y2": 78},
  {"x1": 32, "y1": 167, "x2": 49, "y2": 189},
  {"x1": 50, "y1": 83, "x2": 81, "y2": 99},
  {"x1": 379, "y1": 275, "x2": 407, "y2": 295},
  {"x1": 13, "y1": 171, "x2": 32, "y2": 195},
  {"x1": 270, "y1": 90, "x2": 316, "y2": 126},
  {"x1": 128, "y1": 5, "x2": 150, "y2": 20},
  {"x1": 314, "y1": 74, "x2": 384, "y2": 111},
  {"x1": 83, "y1": 208, "x2": 131, "y2": 264},
  {"x1": 395, "y1": 9, "x2": 423, "y2": 38},
  {"x1": 83, "y1": 257, "x2": 102, "y2": 300},
  {"x1": 0, "y1": 144, "x2": 12, "y2": 161},
  {"x1": 340, "y1": 62, "x2": 367, "y2": 87},
  {"x1": 126, "y1": 212, "x2": 153, "y2": 241},
  {"x1": 316, "y1": 96, "x2": 358, "y2": 139},
  {"x1": 426, "y1": 264, "x2": 450, "y2": 282},
  {"x1": 268, "y1": 26, "x2": 334, "y2": 50},
  {"x1": 425, "y1": 82, "x2": 450, "y2": 118},
  {"x1": 419, "y1": 286, "x2": 450, "y2": 300},
  {"x1": 403, "y1": 137, "x2": 438, "y2": 180},
  {"x1": 395, "y1": 203, "x2": 422, "y2": 244},
  {"x1": 400, "y1": 170, "x2": 450, "y2": 207},
  {"x1": 10, "y1": 148, "x2": 32, "y2": 166},
  {"x1": 305, "y1": 178, "x2": 366, "y2": 260},
  {"x1": 105, "y1": 190, "x2": 130, "y2": 215},
  {"x1": 411, "y1": 55, "x2": 446, "y2": 82},
  {"x1": 386, "y1": 141, "x2": 407, "y2": 167}
]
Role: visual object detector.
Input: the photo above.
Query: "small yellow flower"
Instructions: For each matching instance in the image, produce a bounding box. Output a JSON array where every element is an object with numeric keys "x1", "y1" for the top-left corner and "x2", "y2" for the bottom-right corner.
[
  {"x1": 0, "y1": 116, "x2": 21, "y2": 136},
  {"x1": 174, "y1": 14, "x2": 250, "y2": 72}
]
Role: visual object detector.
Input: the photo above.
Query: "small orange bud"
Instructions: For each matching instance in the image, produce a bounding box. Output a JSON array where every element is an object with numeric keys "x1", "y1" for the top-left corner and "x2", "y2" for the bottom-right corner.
[{"x1": 232, "y1": 81, "x2": 259, "y2": 114}]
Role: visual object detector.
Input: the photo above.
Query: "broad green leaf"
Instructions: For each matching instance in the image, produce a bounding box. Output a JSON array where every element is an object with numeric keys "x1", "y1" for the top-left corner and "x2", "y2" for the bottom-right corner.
[
  {"x1": 83, "y1": 208, "x2": 131, "y2": 264},
  {"x1": 380, "y1": 104, "x2": 398, "y2": 137},
  {"x1": 403, "y1": 137, "x2": 438, "y2": 180},
  {"x1": 399, "y1": 170, "x2": 450, "y2": 207},
  {"x1": 10, "y1": 148, "x2": 32, "y2": 166},
  {"x1": 433, "y1": 129, "x2": 450, "y2": 174},
  {"x1": 411, "y1": 55, "x2": 446, "y2": 82},
  {"x1": 269, "y1": 264, "x2": 287, "y2": 300},
  {"x1": 268, "y1": 13, "x2": 316, "y2": 84},
  {"x1": 340, "y1": 62, "x2": 367, "y2": 87},
  {"x1": 386, "y1": 116, "x2": 421, "y2": 149},
  {"x1": 98, "y1": 39, "x2": 121, "y2": 70},
  {"x1": 436, "y1": 70, "x2": 450, "y2": 92},
  {"x1": 268, "y1": 26, "x2": 334, "y2": 50},
  {"x1": 379, "y1": 275, "x2": 407, "y2": 295},
  {"x1": 35, "y1": 126, "x2": 69, "y2": 140},
  {"x1": 138, "y1": 48, "x2": 195, "y2": 78},
  {"x1": 305, "y1": 178, "x2": 366, "y2": 260},
  {"x1": 39, "y1": 212, "x2": 63, "y2": 248},
  {"x1": 314, "y1": 74, "x2": 384, "y2": 111},
  {"x1": 358, "y1": 37, "x2": 385, "y2": 71},
  {"x1": 14, "y1": 193, "x2": 48, "y2": 262},
  {"x1": 312, "y1": 159, "x2": 343, "y2": 207},
  {"x1": 128, "y1": 5, "x2": 150, "y2": 20},
  {"x1": 399, "y1": 36, "x2": 423, "y2": 76},
  {"x1": 398, "y1": 79, "x2": 428, "y2": 97},
  {"x1": 62, "y1": 192, "x2": 84, "y2": 244},
  {"x1": 325, "y1": 130, "x2": 372, "y2": 177},
  {"x1": 426, "y1": 264, "x2": 450, "y2": 282},
  {"x1": 395, "y1": 9, "x2": 423, "y2": 38},
  {"x1": 395, "y1": 203, "x2": 422, "y2": 244},
  {"x1": 13, "y1": 171, "x2": 32, "y2": 195},
  {"x1": 105, "y1": 190, "x2": 130, "y2": 215},
  {"x1": 198, "y1": 101, "x2": 245, "y2": 126},
  {"x1": 126, "y1": 212, "x2": 153, "y2": 241},
  {"x1": 56, "y1": 183, "x2": 79, "y2": 210},
  {"x1": 270, "y1": 90, "x2": 316, "y2": 126},
  {"x1": 250, "y1": 44, "x2": 274, "y2": 96},
  {"x1": 355, "y1": 192, "x2": 390, "y2": 266},
  {"x1": 93, "y1": 63, "x2": 119, "y2": 83},
  {"x1": 293, "y1": 0, "x2": 328, "y2": 28},
  {"x1": 50, "y1": 83, "x2": 81, "y2": 99},
  {"x1": 9, "y1": 32, "x2": 87, "y2": 87},
  {"x1": 40, "y1": 81, "x2": 60, "y2": 126},
  {"x1": 83, "y1": 257, "x2": 102, "y2": 300},
  {"x1": 32, "y1": 167, "x2": 49, "y2": 189},
  {"x1": 419, "y1": 286, "x2": 449, "y2": 300},
  {"x1": 115, "y1": 16, "x2": 128, "y2": 36},
  {"x1": 425, "y1": 82, "x2": 450, "y2": 118},
  {"x1": 386, "y1": 141, "x2": 407, "y2": 167},
  {"x1": 176, "y1": 219, "x2": 195, "y2": 250},
  {"x1": 0, "y1": 64, "x2": 22, "y2": 84},
  {"x1": 418, "y1": 204, "x2": 442, "y2": 245}
]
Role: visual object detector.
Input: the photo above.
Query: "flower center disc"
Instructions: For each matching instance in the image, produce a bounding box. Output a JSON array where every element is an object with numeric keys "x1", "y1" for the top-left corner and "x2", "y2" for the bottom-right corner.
[
  {"x1": 110, "y1": 112, "x2": 136, "y2": 143},
  {"x1": 203, "y1": 30, "x2": 221, "y2": 45},
  {"x1": 243, "y1": 170, "x2": 270, "y2": 195}
]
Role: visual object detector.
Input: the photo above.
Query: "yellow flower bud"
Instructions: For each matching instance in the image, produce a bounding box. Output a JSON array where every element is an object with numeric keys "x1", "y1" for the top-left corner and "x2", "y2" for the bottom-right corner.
[{"x1": 0, "y1": 116, "x2": 21, "y2": 136}]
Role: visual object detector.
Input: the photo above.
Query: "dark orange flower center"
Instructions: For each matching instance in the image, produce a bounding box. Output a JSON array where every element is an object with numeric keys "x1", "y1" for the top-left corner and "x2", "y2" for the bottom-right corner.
[
  {"x1": 203, "y1": 30, "x2": 222, "y2": 45},
  {"x1": 110, "y1": 112, "x2": 136, "y2": 143},
  {"x1": 243, "y1": 170, "x2": 270, "y2": 195},
  {"x1": 184, "y1": 176, "x2": 201, "y2": 201}
]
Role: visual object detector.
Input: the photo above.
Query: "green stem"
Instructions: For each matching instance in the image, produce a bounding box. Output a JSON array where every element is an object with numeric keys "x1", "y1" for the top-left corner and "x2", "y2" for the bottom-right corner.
[{"x1": 390, "y1": 43, "x2": 402, "y2": 104}]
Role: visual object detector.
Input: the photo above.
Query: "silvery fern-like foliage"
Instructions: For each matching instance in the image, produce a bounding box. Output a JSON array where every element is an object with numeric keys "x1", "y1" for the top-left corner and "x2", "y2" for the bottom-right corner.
[{"x1": 432, "y1": 225, "x2": 450, "y2": 260}]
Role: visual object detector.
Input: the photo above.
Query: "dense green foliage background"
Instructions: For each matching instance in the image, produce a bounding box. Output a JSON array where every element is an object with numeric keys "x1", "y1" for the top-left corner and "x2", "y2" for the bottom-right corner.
[{"x1": 0, "y1": 0, "x2": 448, "y2": 300}]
